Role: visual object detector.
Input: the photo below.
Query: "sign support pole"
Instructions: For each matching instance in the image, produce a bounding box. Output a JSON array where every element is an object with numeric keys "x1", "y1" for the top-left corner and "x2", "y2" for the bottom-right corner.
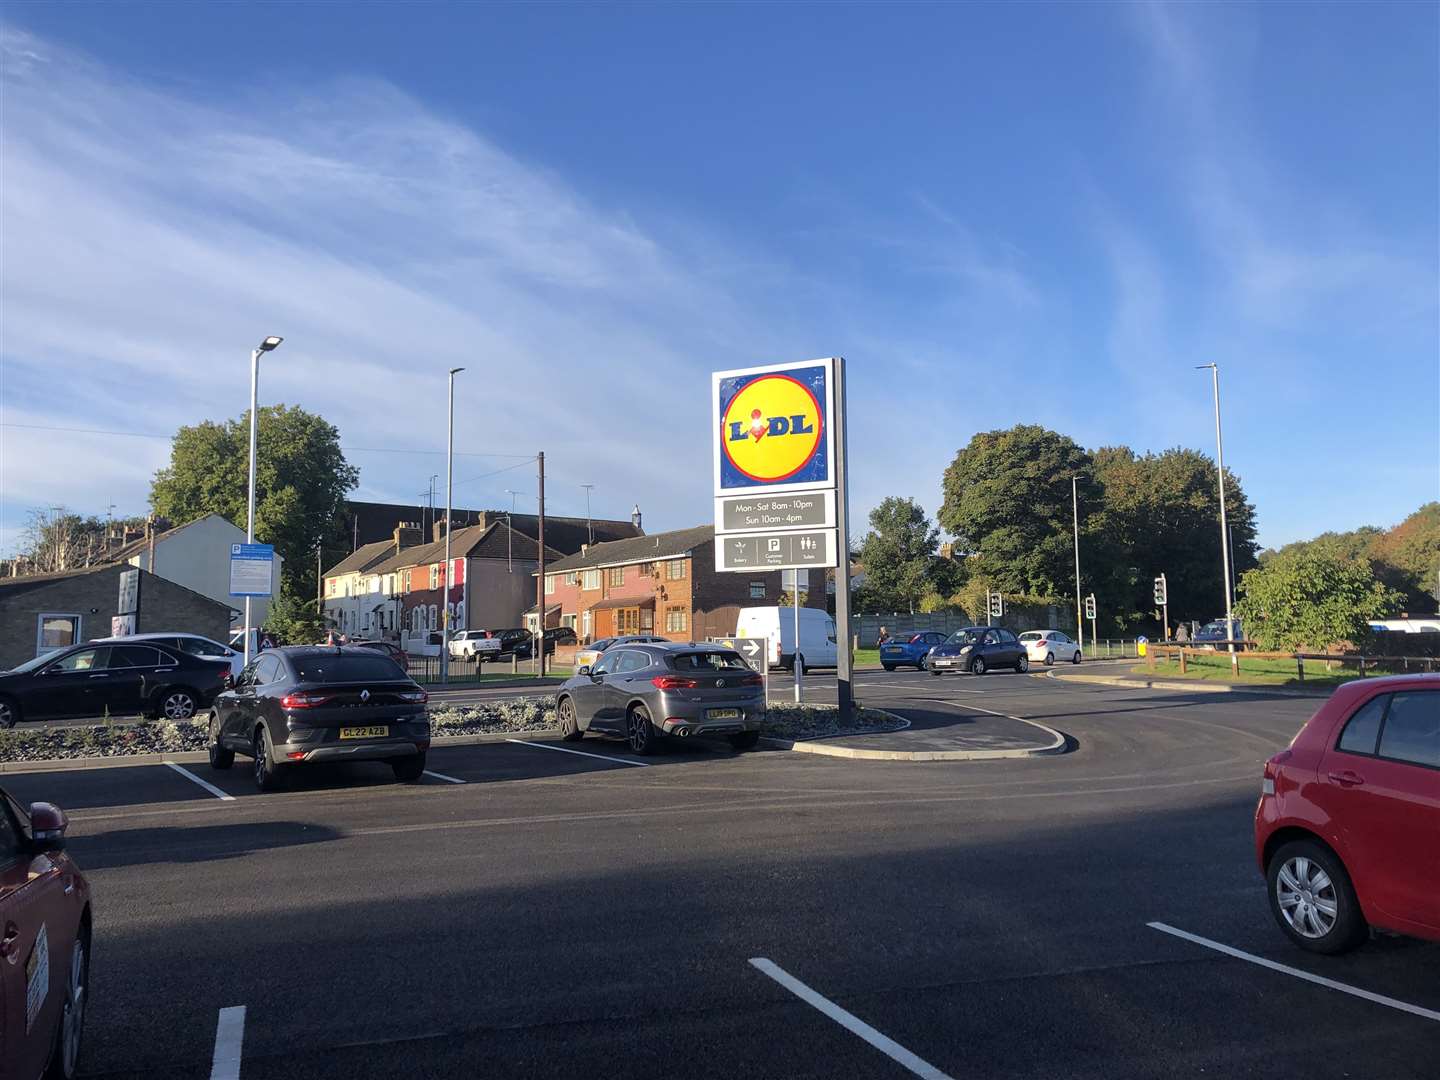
[{"x1": 833, "y1": 356, "x2": 853, "y2": 726}]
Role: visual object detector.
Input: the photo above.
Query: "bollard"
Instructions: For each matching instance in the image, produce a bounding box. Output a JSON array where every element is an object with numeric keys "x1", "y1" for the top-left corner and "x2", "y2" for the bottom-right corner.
[{"x1": 1296, "y1": 654, "x2": 1304, "y2": 682}]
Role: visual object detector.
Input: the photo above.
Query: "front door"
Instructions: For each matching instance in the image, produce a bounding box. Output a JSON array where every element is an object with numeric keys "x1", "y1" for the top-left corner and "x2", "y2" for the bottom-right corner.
[
  {"x1": 30, "y1": 647, "x2": 110, "y2": 720},
  {"x1": 569, "y1": 654, "x2": 612, "y2": 731},
  {"x1": 603, "y1": 650, "x2": 650, "y2": 722},
  {"x1": 0, "y1": 799, "x2": 66, "y2": 1080}
]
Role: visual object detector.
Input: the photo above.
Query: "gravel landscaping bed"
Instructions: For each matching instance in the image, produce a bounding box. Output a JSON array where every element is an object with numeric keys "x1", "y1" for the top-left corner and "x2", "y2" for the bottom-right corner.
[
  {"x1": 0, "y1": 698, "x2": 896, "y2": 763},
  {"x1": 760, "y1": 704, "x2": 906, "y2": 741}
]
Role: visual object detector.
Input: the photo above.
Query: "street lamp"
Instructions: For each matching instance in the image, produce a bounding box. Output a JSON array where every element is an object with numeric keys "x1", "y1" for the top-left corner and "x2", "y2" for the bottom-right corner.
[
  {"x1": 440, "y1": 367, "x2": 465, "y2": 683},
  {"x1": 581, "y1": 483, "x2": 595, "y2": 545},
  {"x1": 1071, "y1": 475, "x2": 1084, "y2": 646},
  {"x1": 244, "y1": 336, "x2": 283, "y2": 667},
  {"x1": 1197, "y1": 363, "x2": 1238, "y2": 673}
]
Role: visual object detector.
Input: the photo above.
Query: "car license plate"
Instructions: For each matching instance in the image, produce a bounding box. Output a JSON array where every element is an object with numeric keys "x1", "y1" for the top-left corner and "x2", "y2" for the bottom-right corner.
[
  {"x1": 340, "y1": 726, "x2": 389, "y2": 740},
  {"x1": 706, "y1": 708, "x2": 740, "y2": 720}
]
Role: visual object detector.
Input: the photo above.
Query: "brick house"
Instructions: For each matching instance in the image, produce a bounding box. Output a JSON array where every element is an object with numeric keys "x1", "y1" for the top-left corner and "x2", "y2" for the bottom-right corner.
[
  {"x1": 539, "y1": 525, "x2": 827, "y2": 644},
  {"x1": 0, "y1": 563, "x2": 234, "y2": 670}
]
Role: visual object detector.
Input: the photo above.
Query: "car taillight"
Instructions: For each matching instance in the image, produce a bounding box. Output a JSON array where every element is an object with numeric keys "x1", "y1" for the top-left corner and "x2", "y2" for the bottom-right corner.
[
  {"x1": 652, "y1": 675, "x2": 700, "y2": 690},
  {"x1": 739, "y1": 673, "x2": 763, "y2": 687},
  {"x1": 1261, "y1": 754, "x2": 1284, "y2": 796},
  {"x1": 281, "y1": 691, "x2": 331, "y2": 709},
  {"x1": 399, "y1": 689, "x2": 428, "y2": 704}
]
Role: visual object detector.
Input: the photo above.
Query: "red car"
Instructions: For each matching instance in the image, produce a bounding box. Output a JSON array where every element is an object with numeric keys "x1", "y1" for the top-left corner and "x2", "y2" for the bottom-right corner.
[
  {"x1": 1, "y1": 788, "x2": 91, "y2": 1079},
  {"x1": 1255, "y1": 674, "x2": 1439, "y2": 953}
]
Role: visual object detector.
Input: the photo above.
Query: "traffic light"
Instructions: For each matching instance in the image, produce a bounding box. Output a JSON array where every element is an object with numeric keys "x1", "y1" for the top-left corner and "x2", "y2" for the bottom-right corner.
[
  {"x1": 988, "y1": 592, "x2": 1004, "y2": 618},
  {"x1": 1084, "y1": 594, "x2": 1096, "y2": 620},
  {"x1": 1153, "y1": 575, "x2": 1167, "y2": 606}
]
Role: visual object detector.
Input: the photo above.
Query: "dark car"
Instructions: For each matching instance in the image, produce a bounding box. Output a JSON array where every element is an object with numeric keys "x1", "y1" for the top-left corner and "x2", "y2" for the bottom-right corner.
[
  {"x1": 927, "y1": 626, "x2": 1029, "y2": 675},
  {"x1": 513, "y1": 626, "x2": 579, "y2": 660},
  {"x1": 0, "y1": 642, "x2": 228, "y2": 728},
  {"x1": 1, "y1": 786, "x2": 92, "y2": 1080},
  {"x1": 1195, "y1": 618, "x2": 1243, "y2": 648},
  {"x1": 879, "y1": 631, "x2": 948, "y2": 671},
  {"x1": 557, "y1": 643, "x2": 765, "y2": 754},
  {"x1": 207, "y1": 646, "x2": 430, "y2": 791}
]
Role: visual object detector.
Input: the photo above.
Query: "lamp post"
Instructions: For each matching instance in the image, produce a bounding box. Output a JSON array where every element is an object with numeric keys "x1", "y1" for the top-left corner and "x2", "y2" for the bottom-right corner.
[
  {"x1": 440, "y1": 367, "x2": 465, "y2": 683},
  {"x1": 581, "y1": 483, "x2": 595, "y2": 545},
  {"x1": 243, "y1": 336, "x2": 283, "y2": 667},
  {"x1": 1071, "y1": 475, "x2": 1084, "y2": 646},
  {"x1": 1197, "y1": 363, "x2": 1238, "y2": 673}
]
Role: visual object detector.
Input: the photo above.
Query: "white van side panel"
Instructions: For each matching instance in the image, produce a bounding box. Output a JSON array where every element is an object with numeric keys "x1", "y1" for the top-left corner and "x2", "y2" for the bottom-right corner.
[{"x1": 735, "y1": 606, "x2": 838, "y2": 669}]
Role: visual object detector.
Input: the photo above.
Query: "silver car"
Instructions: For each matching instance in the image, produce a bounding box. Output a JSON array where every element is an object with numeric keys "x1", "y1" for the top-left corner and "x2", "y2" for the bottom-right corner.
[{"x1": 556, "y1": 643, "x2": 765, "y2": 754}]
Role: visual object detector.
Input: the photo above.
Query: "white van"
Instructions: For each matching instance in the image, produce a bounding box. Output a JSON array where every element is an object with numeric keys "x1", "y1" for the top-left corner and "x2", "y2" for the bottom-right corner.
[{"x1": 735, "y1": 606, "x2": 838, "y2": 671}]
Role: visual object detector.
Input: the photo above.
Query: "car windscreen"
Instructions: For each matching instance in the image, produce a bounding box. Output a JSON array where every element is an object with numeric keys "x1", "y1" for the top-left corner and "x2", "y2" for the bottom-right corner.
[
  {"x1": 945, "y1": 630, "x2": 982, "y2": 645},
  {"x1": 290, "y1": 654, "x2": 406, "y2": 683},
  {"x1": 670, "y1": 652, "x2": 750, "y2": 671},
  {"x1": 7, "y1": 652, "x2": 56, "y2": 674}
]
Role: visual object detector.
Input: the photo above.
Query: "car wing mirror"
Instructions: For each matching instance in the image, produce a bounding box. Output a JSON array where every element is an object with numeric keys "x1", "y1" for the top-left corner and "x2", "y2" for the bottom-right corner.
[
  {"x1": 221, "y1": 671, "x2": 235, "y2": 689},
  {"x1": 29, "y1": 802, "x2": 68, "y2": 852},
  {"x1": 577, "y1": 665, "x2": 590, "y2": 676}
]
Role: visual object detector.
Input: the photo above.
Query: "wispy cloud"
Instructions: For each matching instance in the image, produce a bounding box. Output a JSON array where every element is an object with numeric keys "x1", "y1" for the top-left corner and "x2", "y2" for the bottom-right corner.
[{"x1": 0, "y1": 27, "x2": 755, "y2": 548}]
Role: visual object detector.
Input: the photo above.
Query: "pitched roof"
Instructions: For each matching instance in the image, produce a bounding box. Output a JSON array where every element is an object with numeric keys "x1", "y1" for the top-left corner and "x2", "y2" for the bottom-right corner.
[
  {"x1": 544, "y1": 525, "x2": 714, "y2": 573},
  {"x1": 367, "y1": 522, "x2": 563, "y2": 577},
  {"x1": 323, "y1": 539, "x2": 396, "y2": 578},
  {"x1": 0, "y1": 565, "x2": 110, "y2": 599},
  {"x1": 108, "y1": 513, "x2": 229, "y2": 564}
]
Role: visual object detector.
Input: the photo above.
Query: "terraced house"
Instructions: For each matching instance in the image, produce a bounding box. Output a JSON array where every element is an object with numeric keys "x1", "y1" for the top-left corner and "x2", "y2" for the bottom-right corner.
[{"x1": 538, "y1": 525, "x2": 828, "y2": 644}]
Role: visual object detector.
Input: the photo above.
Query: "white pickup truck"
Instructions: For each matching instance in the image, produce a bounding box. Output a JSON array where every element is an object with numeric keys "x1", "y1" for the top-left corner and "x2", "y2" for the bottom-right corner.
[{"x1": 448, "y1": 630, "x2": 503, "y2": 661}]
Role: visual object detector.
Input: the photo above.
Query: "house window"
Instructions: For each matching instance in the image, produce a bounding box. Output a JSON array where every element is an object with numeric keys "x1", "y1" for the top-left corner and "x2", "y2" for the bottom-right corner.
[
  {"x1": 545, "y1": 574, "x2": 557, "y2": 595},
  {"x1": 665, "y1": 606, "x2": 688, "y2": 633},
  {"x1": 36, "y1": 613, "x2": 82, "y2": 656},
  {"x1": 404, "y1": 569, "x2": 412, "y2": 591},
  {"x1": 617, "y1": 608, "x2": 640, "y2": 634},
  {"x1": 429, "y1": 604, "x2": 438, "y2": 630},
  {"x1": 564, "y1": 572, "x2": 578, "y2": 586},
  {"x1": 582, "y1": 569, "x2": 602, "y2": 591},
  {"x1": 429, "y1": 565, "x2": 440, "y2": 590},
  {"x1": 562, "y1": 614, "x2": 578, "y2": 630},
  {"x1": 749, "y1": 580, "x2": 766, "y2": 599},
  {"x1": 665, "y1": 559, "x2": 686, "y2": 581},
  {"x1": 639, "y1": 562, "x2": 652, "y2": 578},
  {"x1": 608, "y1": 566, "x2": 625, "y2": 587}
]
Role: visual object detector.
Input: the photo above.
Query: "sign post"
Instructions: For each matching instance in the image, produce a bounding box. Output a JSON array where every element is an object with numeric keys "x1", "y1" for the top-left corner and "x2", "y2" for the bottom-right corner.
[
  {"x1": 114, "y1": 568, "x2": 140, "y2": 637},
  {"x1": 710, "y1": 357, "x2": 848, "y2": 722},
  {"x1": 710, "y1": 635, "x2": 769, "y2": 705}
]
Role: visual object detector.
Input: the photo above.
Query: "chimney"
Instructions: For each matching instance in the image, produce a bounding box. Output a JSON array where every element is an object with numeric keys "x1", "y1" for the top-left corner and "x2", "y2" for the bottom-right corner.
[
  {"x1": 393, "y1": 522, "x2": 422, "y2": 553},
  {"x1": 581, "y1": 543, "x2": 588, "y2": 557},
  {"x1": 631, "y1": 504, "x2": 642, "y2": 531},
  {"x1": 432, "y1": 518, "x2": 450, "y2": 543}
]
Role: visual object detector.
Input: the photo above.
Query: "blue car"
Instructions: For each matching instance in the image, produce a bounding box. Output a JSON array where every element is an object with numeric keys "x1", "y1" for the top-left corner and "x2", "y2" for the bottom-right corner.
[{"x1": 879, "y1": 631, "x2": 948, "y2": 671}]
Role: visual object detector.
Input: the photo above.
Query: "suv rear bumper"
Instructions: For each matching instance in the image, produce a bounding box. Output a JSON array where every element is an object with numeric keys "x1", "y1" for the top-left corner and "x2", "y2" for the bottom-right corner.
[{"x1": 287, "y1": 739, "x2": 425, "y2": 763}]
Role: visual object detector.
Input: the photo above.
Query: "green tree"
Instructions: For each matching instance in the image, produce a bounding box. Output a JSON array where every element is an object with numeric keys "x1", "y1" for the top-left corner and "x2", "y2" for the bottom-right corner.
[
  {"x1": 151, "y1": 405, "x2": 358, "y2": 593},
  {"x1": 1368, "y1": 502, "x2": 1440, "y2": 609},
  {"x1": 855, "y1": 497, "x2": 961, "y2": 613},
  {"x1": 1234, "y1": 551, "x2": 1401, "y2": 651},
  {"x1": 1089, "y1": 446, "x2": 1259, "y2": 632},
  {"x1": 263, "y1": 587, "x2": 329, "y2": 645},
  {"x1": 939, "y1": 426, "x2": 1094, "y2": 597}
]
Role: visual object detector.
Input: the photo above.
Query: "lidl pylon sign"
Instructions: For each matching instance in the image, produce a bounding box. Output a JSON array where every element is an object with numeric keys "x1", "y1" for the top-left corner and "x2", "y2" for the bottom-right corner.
[{"x1": 712, "y1": 359, "x2": 834, "y2": 495}]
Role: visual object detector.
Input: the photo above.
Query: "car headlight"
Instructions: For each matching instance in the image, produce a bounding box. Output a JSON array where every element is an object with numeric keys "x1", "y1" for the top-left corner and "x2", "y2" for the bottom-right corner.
[{"x1": 959, "y1": 645, "x2": 973, "y2": 653}]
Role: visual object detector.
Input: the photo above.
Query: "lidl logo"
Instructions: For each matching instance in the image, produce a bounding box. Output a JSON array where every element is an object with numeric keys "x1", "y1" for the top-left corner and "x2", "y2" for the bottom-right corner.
[{"x1": 717, "y1": 366, "x2": 828, "y2": 488}]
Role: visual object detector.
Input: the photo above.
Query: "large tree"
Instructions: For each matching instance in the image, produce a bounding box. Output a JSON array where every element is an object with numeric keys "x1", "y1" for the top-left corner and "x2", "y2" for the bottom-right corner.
[
  {"x1": 1368, "y1": 502, "x2": 1440, "y2": 610},
  {"x1": 939, "y1": 426, "x2": 1095, "y2": 597},
  {"x1": 1235, "y1": 551, "x2": 1401, "y2": 651},
  {"x1": 1088, "y1": 446, "x2": 1259, "y2": 631},
  {"x1": 855, "y1": 497, "x2": 961, "y2": 613},
  {"x1": 151, "y1": 405, "x2": 358, "y2": 593}
]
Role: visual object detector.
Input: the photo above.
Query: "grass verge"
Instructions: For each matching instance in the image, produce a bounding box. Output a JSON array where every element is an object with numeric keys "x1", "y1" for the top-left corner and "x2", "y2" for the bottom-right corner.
[{"x1": 1135, "y1": 656, "x2": 1397, "y2": 688}]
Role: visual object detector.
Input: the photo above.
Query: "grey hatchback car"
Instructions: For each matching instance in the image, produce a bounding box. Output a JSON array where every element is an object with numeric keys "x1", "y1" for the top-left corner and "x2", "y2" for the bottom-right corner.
[{"x1": 557, "y1": 643, "x2": 765, "y2": 754}]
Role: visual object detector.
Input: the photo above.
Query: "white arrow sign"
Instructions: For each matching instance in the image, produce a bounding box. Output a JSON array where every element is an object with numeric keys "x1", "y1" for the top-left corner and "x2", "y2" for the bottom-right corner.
[{"x1": 740, "y1": 639, "x2": 763, "y2": 660}]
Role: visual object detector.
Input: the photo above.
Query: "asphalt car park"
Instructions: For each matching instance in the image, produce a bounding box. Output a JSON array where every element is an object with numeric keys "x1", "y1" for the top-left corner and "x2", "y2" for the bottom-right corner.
[{"x1": 4, "y1": 674, "x2": 1436, "y2": 1079}]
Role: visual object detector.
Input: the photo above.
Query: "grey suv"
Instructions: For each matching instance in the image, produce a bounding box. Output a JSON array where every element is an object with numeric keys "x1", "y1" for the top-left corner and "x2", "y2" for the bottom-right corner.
[{"x1": 557, "y1": 643, "x2": 765, "y2": 754}]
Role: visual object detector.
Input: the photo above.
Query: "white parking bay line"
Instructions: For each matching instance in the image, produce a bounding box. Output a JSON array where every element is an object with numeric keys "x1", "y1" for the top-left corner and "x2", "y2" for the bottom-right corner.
[
  {"x1": 1147, "y1": 922, "x2": 1440, "y2": 1023},
  {"x1": 164, "y1": 761, "x2": 236, "y2": 801},
  {"x1": 210, "y1": 1005, "x2": 246, "y2": 1080},
  {"x1": 749, "y1": 958, "x2": 956, "y2": 1080},
  {"x1": 505, "y1": 739, "x2": 650, "y2": 767},
  {"x1": 423, "y1": 769, "x2": 466, "y2": 784}
]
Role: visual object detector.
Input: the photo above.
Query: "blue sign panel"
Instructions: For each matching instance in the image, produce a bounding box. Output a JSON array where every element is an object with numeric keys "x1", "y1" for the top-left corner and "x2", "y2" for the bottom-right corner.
[{"x1": 229, "y1": 542, "x2": 275, "y2": 598}]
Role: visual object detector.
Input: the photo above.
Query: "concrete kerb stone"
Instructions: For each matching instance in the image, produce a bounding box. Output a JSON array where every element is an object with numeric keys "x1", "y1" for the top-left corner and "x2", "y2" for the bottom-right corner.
[
  {"x1": 762, "y1": 708, "x2": 1068, "y2": 762},
  {"x1": 1038, "y1": 670, "x2": 1330, "y2": 699},
  {"x1": 0, "y1": 728, "x2": 562, "y2": 775}
]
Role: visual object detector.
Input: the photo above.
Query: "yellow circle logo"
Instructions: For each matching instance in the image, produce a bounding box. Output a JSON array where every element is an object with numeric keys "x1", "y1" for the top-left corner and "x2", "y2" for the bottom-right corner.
[{"x1": 721, "y1": 374, "x2": 823, "y2": 483}]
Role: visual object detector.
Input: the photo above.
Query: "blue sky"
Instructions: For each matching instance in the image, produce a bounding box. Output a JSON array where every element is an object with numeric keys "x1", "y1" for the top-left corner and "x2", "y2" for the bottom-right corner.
[{"x1": 1, "y1": 1, "x2": 1435, "y2": 557}]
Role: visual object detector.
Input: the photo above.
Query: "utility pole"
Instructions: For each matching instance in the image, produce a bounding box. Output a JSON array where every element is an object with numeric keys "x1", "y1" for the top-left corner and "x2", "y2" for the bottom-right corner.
[
  {"x1": 581, "y1": 483, "x2": 595, "y2": 545},
  {"x1": 441, "y1": 368, "x2": 464, "y2": 684},
  {"x1": 833, "y1": 357, "x2": 854, "y2": 726},
  {"x1": 537, "y1": 452, "x2": 547, "y2": 678},
  {"x1": 1197, "y1": 363, "x2": 1238, "y2": 673},
  {"x1": 1072, "y1": 476, "x2": 1084, "y2": 646}
]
